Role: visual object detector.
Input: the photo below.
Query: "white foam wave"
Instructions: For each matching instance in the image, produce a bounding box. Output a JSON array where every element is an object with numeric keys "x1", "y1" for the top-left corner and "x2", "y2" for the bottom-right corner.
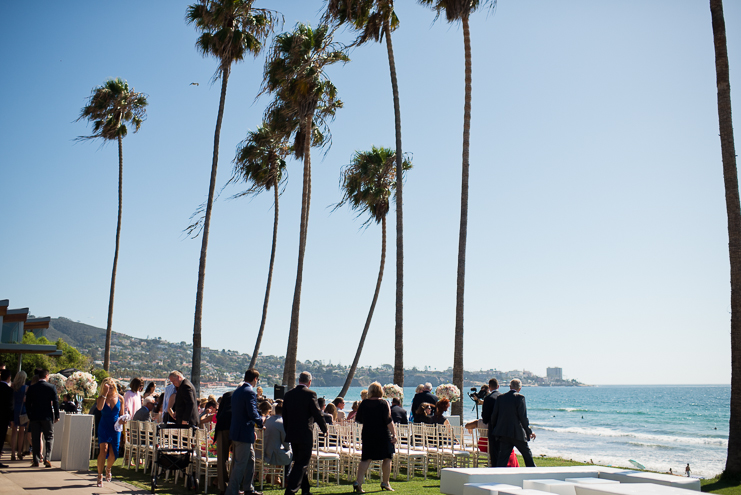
[{"x1": 535, "y1": 425, "x2": 728, "y2": 447}]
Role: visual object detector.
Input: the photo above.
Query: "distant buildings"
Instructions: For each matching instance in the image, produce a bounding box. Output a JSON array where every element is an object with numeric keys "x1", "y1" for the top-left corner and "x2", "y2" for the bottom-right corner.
[{"x1": 547, "y1": 367, "x2": 563, "y2": 380}]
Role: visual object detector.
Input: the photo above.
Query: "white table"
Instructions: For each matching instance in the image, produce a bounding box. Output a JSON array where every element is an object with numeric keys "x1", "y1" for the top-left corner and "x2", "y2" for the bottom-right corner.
[{"x1": 60, "y1": 414, "x2": 93, "y2": 471}]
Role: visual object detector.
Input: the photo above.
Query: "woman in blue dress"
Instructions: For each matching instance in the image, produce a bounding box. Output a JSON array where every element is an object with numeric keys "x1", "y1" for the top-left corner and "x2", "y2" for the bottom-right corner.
[
  {"x1": 96, "y1": 377, "x2": 123, "y2": 487},
  {"x1": 9, "y1": 371, "x2": 27, "y2": 460}
]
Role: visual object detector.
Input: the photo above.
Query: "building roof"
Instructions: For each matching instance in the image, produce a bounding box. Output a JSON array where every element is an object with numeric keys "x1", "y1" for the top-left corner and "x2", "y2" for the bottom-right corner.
[{"x1": 3, "y1": 308, "x2": 29, "y2": 323}]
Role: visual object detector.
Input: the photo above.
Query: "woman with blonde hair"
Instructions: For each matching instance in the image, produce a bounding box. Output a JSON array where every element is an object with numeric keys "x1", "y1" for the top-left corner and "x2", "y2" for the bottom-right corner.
[
  {"x1": 96, "y1": 377, "x2": 124, "y2": 487},
  {"x1": 352, "y1": 382, "x2": 396, "y2": 492},
  {"x1": 9, "y1": 371, "x2": 27, "y2": 460}
]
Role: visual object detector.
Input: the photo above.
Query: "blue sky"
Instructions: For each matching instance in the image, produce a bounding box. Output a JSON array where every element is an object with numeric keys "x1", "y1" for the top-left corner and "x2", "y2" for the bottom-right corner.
[{"x1": 1, "y1": 1, "x2": 739, "y2": 384}]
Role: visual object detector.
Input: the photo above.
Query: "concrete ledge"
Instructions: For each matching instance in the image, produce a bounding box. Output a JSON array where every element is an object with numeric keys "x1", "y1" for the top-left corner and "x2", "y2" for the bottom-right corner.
[
  {"x1": 441, "y1": 467, "x2": 603, "y2": 495},
  {"x1": 463, "y1": 483, "x2": 522, "y2": 495},
  {"x1": 597, "y1": 471, "x2": 701, "y2": 491},
  {"x1": 575, "y1": 483, "x2": 701, "y2": 495}
]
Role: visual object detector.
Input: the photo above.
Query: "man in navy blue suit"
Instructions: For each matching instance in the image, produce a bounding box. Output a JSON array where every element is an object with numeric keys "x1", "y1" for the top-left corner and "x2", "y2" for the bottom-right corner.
[{"x1": 227, "y1": 369, "x2": 264, "y2": 495}]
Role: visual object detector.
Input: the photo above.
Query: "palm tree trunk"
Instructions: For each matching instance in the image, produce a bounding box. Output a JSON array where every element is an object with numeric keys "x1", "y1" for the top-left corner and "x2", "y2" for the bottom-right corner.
[
  {"x1": 191, "y1": 67, "x2": 230, "y2": 396},
  {"x1": 283, "y1": 113, "x2": 313, "y2": 389},
  {"x1": 385, "y1": 21, "x2": 405, "y2": 388},
  {"x1": 339, "y1": 217, "x2": 387, "y2": 398},
  {"x1": 103, "y1": 135, "x2": 124, "y2": 372},
  {"x1": 452, "y1": 15, "x2": 472, "y2": 419},
  {"x1": 250, "y1": 176, "x2": 280, "y2": 369},
  {"x1": 710, "y1": 0, "x2": 741, "y2": 478}
]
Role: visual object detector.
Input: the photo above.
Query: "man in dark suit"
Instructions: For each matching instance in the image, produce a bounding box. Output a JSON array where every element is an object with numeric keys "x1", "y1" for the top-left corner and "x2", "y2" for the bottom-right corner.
[
  {"x1": 169, "y1": 371, "x2": 199, "y2": 426},
  {"x1": 465, "y1": 378, "x2": 501, "y2": 465},
  {"x1": 227, "y1": 369, "x2": 263, "y2": 495},
  {"x1": 282, "y1": 371, "x2": 327, "y2": 495},
  {"x1": 0, "y1": 369, "x2": 13, "y2": 468},
  {"x1": 390, "y1": 398, "x2": 408, "y2": 424},
  {"x1": 491, "y1": 378, "x2": 536, "y2": 467},
  {"x1": 25, "y1": 369, "x2": 59, "y2": 468},
  {"x1": 215, "y1": 390, "x2": 233, "y2": 495},
  {"x1": 410, "y1": 383, "x2": 438, "y2": 421}
]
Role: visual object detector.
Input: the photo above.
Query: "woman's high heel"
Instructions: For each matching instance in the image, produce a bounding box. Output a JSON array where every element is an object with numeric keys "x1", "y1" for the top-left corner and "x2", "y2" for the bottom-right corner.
[
  {"x1": 96, "y1": 474, "x2": 103, "y2": 487},
  {"x1": 105, "y1": 467, "x2": 112, "y2": 482},
  {"x1": 353, "y1": 481, "x2": 365, "y2": 493},
  {"x1": 380, "y1": 483, "x2": 395, "y2": 491}
]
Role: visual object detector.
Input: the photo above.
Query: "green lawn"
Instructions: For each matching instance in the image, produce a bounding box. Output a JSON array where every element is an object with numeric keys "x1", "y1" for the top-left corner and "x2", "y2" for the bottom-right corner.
[{"x1": 92, "y1": 456, "x2": 739, "y2": 495}]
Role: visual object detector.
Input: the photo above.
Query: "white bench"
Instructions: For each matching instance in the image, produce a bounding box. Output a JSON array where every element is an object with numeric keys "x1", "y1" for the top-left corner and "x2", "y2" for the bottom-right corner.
[
  {"x1": 567, "y1": 478, "x2": 620, "y2": 485},
  {"x1": 524, "y1": 478, "x2": 579, "y2": 495},
  {"x1": 597, "y1": 471, "x2": 700, "y2": 491},
  {"x1": 463, "y1": 483, "x2": 522, "y2": 495},
  {"x1": 574, "y1": 483, "x2": 702, "y2": 495}
]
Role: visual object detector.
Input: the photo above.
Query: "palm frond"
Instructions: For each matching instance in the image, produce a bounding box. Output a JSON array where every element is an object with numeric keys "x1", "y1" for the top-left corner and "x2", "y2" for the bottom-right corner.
[{"x1": 76, "y1": 78, "x2": 148, "y2": 142}]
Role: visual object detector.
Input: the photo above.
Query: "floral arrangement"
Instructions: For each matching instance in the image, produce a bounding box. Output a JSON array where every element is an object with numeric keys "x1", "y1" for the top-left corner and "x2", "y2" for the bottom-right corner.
[
  {"x1": 65, "y1": 371, "x2": 98, "y2": 398},
  {"x1": 435, "y1": 383, "x2": 461, "y2": 402},
  {"x1": 383, "y1": 383, "x2": 404, "y2": 402},
  {"x1": 48, "y1": 373, "x2": 68, "y2": 396}
]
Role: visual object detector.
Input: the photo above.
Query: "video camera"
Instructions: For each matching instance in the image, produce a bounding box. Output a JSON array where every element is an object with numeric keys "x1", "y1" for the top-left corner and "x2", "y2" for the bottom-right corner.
[{"x1": 468, "y1": 386, "x2": 488, "y2": 403}]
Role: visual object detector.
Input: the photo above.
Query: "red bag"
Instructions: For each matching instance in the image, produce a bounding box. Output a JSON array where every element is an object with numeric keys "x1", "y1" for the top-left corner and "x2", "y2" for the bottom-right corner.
[
  {"x1": 507, "y1": 449, "x2": 520, "y2": 467},
  {"x1": 477, "y1": 437, "x2": 488, "y2": 453}
]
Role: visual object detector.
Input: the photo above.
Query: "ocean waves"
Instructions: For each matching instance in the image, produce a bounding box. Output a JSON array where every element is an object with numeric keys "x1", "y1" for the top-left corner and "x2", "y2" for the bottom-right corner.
[
  {"x1": 533, "y1": 425, "x2": 728, "y2": 447},
  {"x1": 531, "y1": 407, "x2": 649, "y2": 415}
]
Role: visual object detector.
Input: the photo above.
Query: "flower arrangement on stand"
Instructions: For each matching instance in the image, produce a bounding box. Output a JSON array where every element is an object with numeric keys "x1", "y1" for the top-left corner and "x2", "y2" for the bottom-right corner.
[
  {"x1": 435, "y1": 383, "x2": 461, "y2": 402},
  {"x1": 65, "y1": 371, "x2": 98, "y2": 398},
  {"x1": 48, "y1": 373, "x2": 68, "y2": 396},
  {"x1": 383, "y1": 384, "x2": 404, "y2": 403}
]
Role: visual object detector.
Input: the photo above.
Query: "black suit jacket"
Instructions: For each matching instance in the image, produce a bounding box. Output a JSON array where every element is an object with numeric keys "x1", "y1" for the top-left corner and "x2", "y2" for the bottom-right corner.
[
  {"x1": 282, "y1": 384, "x2": 327, "y2": 445},
  {"x1": 26, "y1": 380, "x2": 59, "y2": 422},
  {"x1": 0, "y1": 382, "x2": 13, "y2": 423},
  {"x1": 174, "y1": 378, "x2": 199, "y2": 426},
  {"x1": 215, "y1": 391, "x2": 233, "y2": 432},
  {"x1": 390, "y1": 404, "x2": 408, "y2": 424},
  {"x1": 491, "y1": 389, "x2": 532, "y2": 443},
  {"x1": 481, "y1": 389, "x2": 501, "y2": 435}
]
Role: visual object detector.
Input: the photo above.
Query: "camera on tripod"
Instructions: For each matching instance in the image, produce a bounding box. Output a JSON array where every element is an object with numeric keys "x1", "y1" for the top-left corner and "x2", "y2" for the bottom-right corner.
[{"x1": 468, "y1": 386, "x2": 488, "y2": 403}]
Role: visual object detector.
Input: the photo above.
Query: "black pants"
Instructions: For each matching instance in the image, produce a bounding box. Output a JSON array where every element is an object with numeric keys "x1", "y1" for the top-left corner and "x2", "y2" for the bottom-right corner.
[
  {"x1": 285, "y1": 441, "x2": 312, "y2": 495},
  {"x1": 486, "y1": 436, "x2": 500, "y2": 467},
  {"x1": 0, "y1": 419, "x2": 9, "y2": 459},
  {"x1": 496, "y1": 436, "x2": 536, "y2": 467},
  {"x1": 29, "y1": 420, "x2": 53, "y2": 464}
]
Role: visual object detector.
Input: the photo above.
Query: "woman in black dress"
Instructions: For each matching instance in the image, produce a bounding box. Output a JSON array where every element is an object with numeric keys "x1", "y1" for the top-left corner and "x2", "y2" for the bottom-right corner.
[{"x1": 353, "y1": 382, "x2": 397, "y2": 492}]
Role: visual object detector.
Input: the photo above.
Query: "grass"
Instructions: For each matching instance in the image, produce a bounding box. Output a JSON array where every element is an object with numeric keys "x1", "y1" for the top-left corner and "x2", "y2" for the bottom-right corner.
[{"x1": 91, "y1": 456, "x2": 741, "y2": 495}]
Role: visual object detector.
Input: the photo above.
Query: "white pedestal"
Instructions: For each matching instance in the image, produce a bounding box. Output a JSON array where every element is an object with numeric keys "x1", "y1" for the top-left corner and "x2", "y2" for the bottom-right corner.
[
  {"x1": 60, "y1": 414, "x2": 93, "y2": 471},
  {"x1": 524, "y1": 479, "x2": 578, "y2": 495},
  {"x1": 50, "y1": 411, "x2": 66, "y2": 461}
]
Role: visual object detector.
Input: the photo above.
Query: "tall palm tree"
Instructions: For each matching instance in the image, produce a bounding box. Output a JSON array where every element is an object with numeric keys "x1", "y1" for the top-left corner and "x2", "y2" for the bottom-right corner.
[
  {"x1": 709, "y1": 0, "x2": 741, "y2": 478},
  {"x1": 417, "y1": 0, "x2": 496, "y2": 417},
  {"x1": 231, "y1": 121, "x2": 289, "y2": 369},
  {"x1": 323, "y1": 0, "x2": 406, "y2": 387},
  {"x1": 262, "y1": 23, "x2": 349, "y2": 388},
  {"x1": 336, "y1": 146, "x2": 411, "y2": 398},
  {"x1": 76, "y1": 78, "x2": 147, "y2": 372},
  {"x1": 185, "y1": 0, "x2": 280, "y2": 394}
]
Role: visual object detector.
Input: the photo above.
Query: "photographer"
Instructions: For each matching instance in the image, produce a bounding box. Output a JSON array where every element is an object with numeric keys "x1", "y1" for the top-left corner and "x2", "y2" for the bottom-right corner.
[{"x1": 465, "y1": 378, "x2": 501, "y2": 466}]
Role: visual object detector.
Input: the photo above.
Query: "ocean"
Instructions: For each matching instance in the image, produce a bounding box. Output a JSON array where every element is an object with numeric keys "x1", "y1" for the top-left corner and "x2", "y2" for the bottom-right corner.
[{"x1": 203, "y1": 384, "x2": 729, "y2": 478}]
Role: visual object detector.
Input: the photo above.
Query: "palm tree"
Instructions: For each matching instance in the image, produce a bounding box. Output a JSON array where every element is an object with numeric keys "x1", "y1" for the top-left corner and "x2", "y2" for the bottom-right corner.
[
  {"x1": 262, "y1": 23, "x2": 349, "y2": 388},
  {"x1": 323, "y1": 0, "x2": 406, "y2": 387},
  {"x1": 709, "y1": 0, "x2": 741, "y2": 478},
  {"x1": 336, "y1": 146, "x2": 411, "y2": 398},
  {"x1": 231, "y1": 121, "x2": 289, "y2": 369},
  {"x1": 417, "y1": 0, "x2": 496, "y2": 417},
  {"x1": 76, "y1": 78, "x2": 147, "y2": 373},
  {"x1": 185, "y1": 0, "x2": 280, "y2": 394}
]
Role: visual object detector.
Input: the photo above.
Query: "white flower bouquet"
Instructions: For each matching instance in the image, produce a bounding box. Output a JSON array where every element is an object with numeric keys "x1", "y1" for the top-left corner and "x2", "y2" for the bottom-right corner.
[
  {"x1": 65, "y1": 371, "x2": 98, "y2": 398},
  {"x1": 383, "y1": 383, "x2": 404, "y2": 402},
  {"x1": 435, "y1": 383, "x2": 461, "y2": 402},
  {"x1": 48, "y1": 373, "x2": 68, "y2": 396}
]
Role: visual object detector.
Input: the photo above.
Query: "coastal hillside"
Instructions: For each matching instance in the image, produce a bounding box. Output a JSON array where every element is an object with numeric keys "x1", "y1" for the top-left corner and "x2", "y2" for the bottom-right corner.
[{"x1": 48, "y1": 317, "x2": 583, "y2": 387}]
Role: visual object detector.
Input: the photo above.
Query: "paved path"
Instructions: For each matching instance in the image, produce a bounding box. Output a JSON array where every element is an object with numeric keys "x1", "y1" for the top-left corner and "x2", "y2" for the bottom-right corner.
[{"x1": 0, "y1": 457, "x2": 147, "y2": 494}]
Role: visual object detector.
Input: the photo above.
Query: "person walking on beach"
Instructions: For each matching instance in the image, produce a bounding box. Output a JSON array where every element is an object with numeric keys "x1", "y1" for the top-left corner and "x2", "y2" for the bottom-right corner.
[
  {"x1": 227, "y1": 369, "x2": 263, "y2": 495},
  {"x1": 282, "y1": 372, "x2": 327, "y2": 495},
  {"x1": 685, "y1": 464, "x2": 691, "y2": 477},
  {"x1": 491, "y1": 378, "x2": 536, "y2": 467},
  {"x1": 25, "y1": 369, "x2": 59, "y2": 468}
]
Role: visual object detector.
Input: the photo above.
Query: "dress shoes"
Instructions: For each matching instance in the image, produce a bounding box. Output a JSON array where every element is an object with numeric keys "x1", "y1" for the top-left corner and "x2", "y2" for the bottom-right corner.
[
  {"x1": 0, "y1": 463, "x2": 8, "y2": 468},
  {"x1": 44, "y1": 461, "x2": 52, "y2": 468},
  {"x1": 30, "y1": 461, "x2": 39, "y2": 467}
]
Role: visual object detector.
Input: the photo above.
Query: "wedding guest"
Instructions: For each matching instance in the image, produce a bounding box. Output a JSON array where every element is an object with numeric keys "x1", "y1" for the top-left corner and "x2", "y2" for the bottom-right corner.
[
  {"x1": 26, "y1": 369, "x2": 59, "y2": 469},
  {"x1": 152, "y1": 394, "x2": 165, "y2": 422},
  {"x1": 491, "y1": 379, "x2": 536, "y2": 467},
  {"x1": 227, "y1": 369, "x2": 262, "y2": 495},
  {"x1": 413, "y1": 404, "x2": 433, "y2": 424},
  {"x1": 170, "y1": 371, "x2": 198, "y2": 426},
  {"x1": 142, "y1": 382, "x2": 156, "y2": 400},
  {"x1": 123, "y1": 378, "x2": 142, "y2": 417},
  {"x1": 258, "y1": 401, "x2": 272, "y2": 422},
  {"x1": 161, "y1": 378, "x2": 176, "y2": 423},
  {"x1": 431, "y1": 398, "x2": 451, "y2": 426},
  {"x1": 215, "y1": 390, "x2": 233, "y2": 495},
  {"x1": 390, "y1": 398, "x2": 408, "y2": 424},
  {"x1": 10, "y1": 370, "x2": 28, "y2": 461},
  {"x1": 263, "y1": 403, "x2": 291, "y2": 484},
  {"x1": 200, "y1": 399, "x2": 218, "y2": 427},
  {"x1": 352, "y1": 382, "x2": 396, "y2": 493},
  {"x1": 95, "y1": 377, "x2": 123, "y2": 486},
  {"x1": 61, "y1": 394, "x2": 77, "y2": 414},
  {"x1": 410, "y1": 383, "x2": 437, "y2": 423},
  {"x1": 133, "y1": 397, "x2": 156, "y2": 422},
  {"x1": 0, "y1": 370, "x2": 13, "y2": 468},
  {"x1": 317, "y1": 397, "x2": 333, "y2": 425},
  {"x1": 464, "y1": 378, "x2": 501, "y2": 466},
  {"x1": 347, "y1": 401, "x2": 360, "y2": 421},
  {"x1": 324, "y1": 403, "x2": 338, "y2": 424},
  {"x1": 360, "y1": 390, "x2": 369, "y2": 401},
  {"x1": 332, "y1": 397, "x2": 346, "y2": 422}
]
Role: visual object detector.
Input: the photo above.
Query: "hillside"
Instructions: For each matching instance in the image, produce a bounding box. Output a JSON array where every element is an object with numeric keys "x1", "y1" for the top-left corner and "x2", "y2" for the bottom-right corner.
[{"x1": 48, "y1": 317, "x2": 584, "y2": 387}]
